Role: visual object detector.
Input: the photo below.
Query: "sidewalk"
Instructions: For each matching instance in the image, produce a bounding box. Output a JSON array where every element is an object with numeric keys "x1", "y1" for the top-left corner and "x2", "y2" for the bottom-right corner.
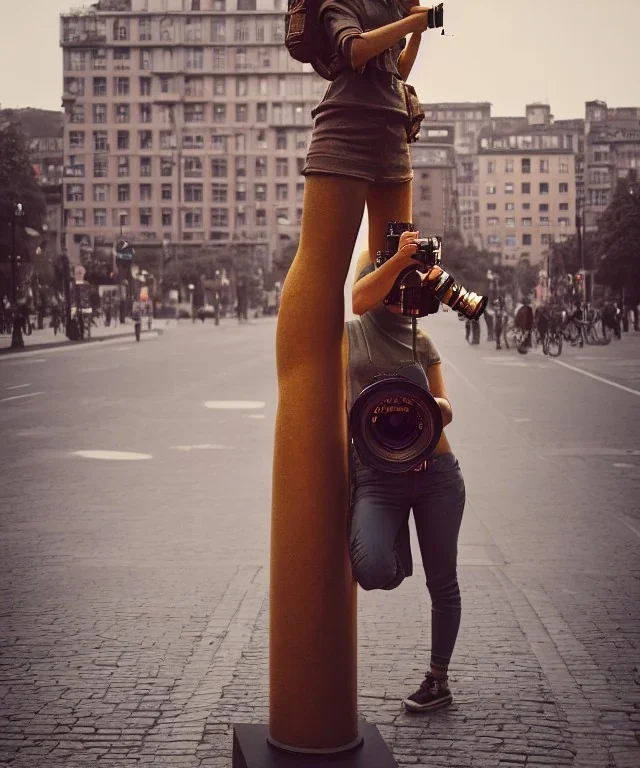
[{"x1": 0, "y1": 321, "x2": 162, "y2": 355}]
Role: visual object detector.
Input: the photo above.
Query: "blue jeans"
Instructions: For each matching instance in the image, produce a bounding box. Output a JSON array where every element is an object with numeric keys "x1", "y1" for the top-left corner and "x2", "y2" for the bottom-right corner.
[{"x1": 349, "y1": 452, "x2": 466, "y2": 671}]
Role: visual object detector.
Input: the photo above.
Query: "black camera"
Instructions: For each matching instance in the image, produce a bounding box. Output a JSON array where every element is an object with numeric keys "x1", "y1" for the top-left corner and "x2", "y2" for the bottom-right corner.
[
  {"x1": 427, "y1": 3, "x2": 444, "y2": 29},
  {"x1": 350, "y1": 362, "x2": 443, "y2": 473},
  {"x1": 375, "y1": 221, "x2": 487, "y2": 321}
]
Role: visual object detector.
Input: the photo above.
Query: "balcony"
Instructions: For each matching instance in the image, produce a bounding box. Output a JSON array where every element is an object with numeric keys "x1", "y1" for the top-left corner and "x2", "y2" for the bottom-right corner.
[{"x1": 61, "y1": 31, "x2": 107, "y2": 47}]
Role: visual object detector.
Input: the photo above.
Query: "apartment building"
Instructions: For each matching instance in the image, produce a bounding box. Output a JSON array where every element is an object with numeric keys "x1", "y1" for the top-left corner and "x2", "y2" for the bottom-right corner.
[
  {"x1": 410, "y1": 125, "x2": 458, "y2": 236},
  {"x1": 583, "y1": 100, "x2": 640, "y2": 230},
  {"x1": 421, "y1": 103, "x2": 492, "y2": 248},
  {"x1": 477, "y1": 105, "x2": 576, "y2": 267},
  {"x1": 60, "y1": 0, "x2": 326, "y2": 271}
]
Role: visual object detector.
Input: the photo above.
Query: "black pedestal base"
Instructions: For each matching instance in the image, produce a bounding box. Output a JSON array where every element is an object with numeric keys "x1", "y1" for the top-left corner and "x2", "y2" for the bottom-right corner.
[{"x1": 233, "y1": 721, "x2": 398, "y2": 767}]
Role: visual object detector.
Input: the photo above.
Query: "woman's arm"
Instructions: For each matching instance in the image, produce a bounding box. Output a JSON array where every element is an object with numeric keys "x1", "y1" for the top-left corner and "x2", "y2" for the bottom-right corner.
[
  {"x1": 352, "y1": 231, "x2": 421, "y2": 316},
  {"x1": 397, "y1": 31, "x2": 422, "y2": 81},
  {"x1": 350, "y1": 8, "x2": 429, "y2": 71},
  {"x1": 426, "y1": 362, "x2": 453, "y2": 427}
]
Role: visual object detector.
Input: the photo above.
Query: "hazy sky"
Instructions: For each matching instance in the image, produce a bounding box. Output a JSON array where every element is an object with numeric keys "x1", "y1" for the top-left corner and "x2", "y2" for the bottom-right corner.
[{"x1": 0, "y1": 0, "x2": 637, "y2": 119}]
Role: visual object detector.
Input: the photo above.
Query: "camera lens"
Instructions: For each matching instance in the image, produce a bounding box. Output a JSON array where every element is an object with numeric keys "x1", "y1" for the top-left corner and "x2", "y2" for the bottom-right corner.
[{"x1": 350, "y1": 370, "x2": 443, "y2": 473}]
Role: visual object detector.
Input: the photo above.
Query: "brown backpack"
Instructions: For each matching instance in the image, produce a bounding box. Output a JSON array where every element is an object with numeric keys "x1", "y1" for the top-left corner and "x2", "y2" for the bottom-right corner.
[{"x1": 285, "y1": 0, "x2": 338, "y2": 81}]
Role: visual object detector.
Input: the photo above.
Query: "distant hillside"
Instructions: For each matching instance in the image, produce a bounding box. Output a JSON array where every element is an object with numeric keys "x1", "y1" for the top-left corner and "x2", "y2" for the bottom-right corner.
[{"x1": 0, "y1": 108, "x2": 64, "y2": 139}]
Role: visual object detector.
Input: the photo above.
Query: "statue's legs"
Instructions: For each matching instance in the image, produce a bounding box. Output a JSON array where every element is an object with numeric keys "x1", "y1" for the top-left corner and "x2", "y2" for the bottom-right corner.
[{"x1": 269, "y1": 176, "x2": 412, "y2": 753}]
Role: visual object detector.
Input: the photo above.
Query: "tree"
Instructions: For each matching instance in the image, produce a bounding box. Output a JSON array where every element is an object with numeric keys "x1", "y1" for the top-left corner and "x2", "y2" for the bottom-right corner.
[
  {"x1": 596, "y1": 170, "x2": 640, "y2": 304},
  {"x1": 0, "y1": 118, "x2": 46, "y2": 265}
]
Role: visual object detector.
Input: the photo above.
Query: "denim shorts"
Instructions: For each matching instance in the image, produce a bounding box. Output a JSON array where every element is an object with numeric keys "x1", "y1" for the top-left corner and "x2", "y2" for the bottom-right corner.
[{"x1": 302, "y1": 107, "x2": 414, "y2": 185}]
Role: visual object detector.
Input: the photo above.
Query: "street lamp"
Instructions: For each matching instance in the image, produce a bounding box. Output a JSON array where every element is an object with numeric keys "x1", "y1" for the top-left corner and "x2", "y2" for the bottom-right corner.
[{"x1": 10, "y1": 203, "x2": 25, "y2": 349}]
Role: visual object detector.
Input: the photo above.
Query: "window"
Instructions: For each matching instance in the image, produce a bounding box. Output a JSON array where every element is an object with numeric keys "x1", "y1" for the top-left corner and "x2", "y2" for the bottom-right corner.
[
  {"x1": 191, "y1": 0, "x2": 201, "y2": 9},
  {"x1": 69, "y1": 131, "x2": 85, "y2": 149},
  {"x1": 487, "y1": 217, "x2": 499, "y2": 226},
  {"x1": 487, "y1": 161, "x2": 495, "y2": 174},
  {"x1": 186, "y1": 48, "x2": 204, "y2": 69},
  {"x1": 140, "y1": 157, "x2": 152, "y2": 177},
  {"x1": 211, "y1": 183, "x2": 227, "y2": 202},
  {"x1": 276, "y1": 184, "x2": 288, "y2": 201},
  {"x1": 235, "y1": 156, "x2": 247, "y2": 178},
  {"x1": 559, "y1": 202, "x2": 569, "y2": 211},
  {"x1": 94, "y1": 159, "x2": 108, "y2": 178},
  {"x1": 236, "y1": 104, "x2": 248, "y2": 122},
  {"x1": 296, "y1": 182, "x2": 304, "y2": 201},
  {"x1": 139, "y1": 104, "x2": 152, "y2": 124},
  {"x1": 68, "y1": 51, "x2": 85, "y2": 71},
  {"x1": 115, "y1": 103, "x2": 130, "y2": 123},
  {"x1": 94, "y1": 208, "x2": 107, "y2": 227},
  {"x1": 559, "y1": 183, "x2": 569, "y2": 194},
  {"x1": 66, "y1": 184, "x2": 84, "y2": 202},
  {"x1": 487, "y1": 203, "x2": 496, "y2": 211},
  {"x1": 276, "y1": 158, "x2": 289, "y2": 178},
  {"x1": 505, "y1": 235, "x2": 517, "y2": 248},
  {"x1": 522, "y1": 234, "x2": 532, "y2": 246},
  {"x1": 65, "y1": 77, "x2": 85, "y2": 96},
  {"x1": 211, "y1": 158, "x2": 227, "y2": 177},
  {"x1": 139, "y1": 131, "x2": 153, "y2": 150},
  {"x1": 276, "y1": 128, "x2": 287, "y2": 150},
  {"x1": 539, "y1": 203, "x2": 549, "y2": 212},
  {"x1": 487, "y1": 235, "x2": 500, "y2": 247},
  {"x1": 185, "y1": 103, "x2": 206, "y2": 122},
  {"x1": 91, "y1": 49, "x2": 107, "y2": 70},
  {"x1": 505, "y1": 183, "x2": 514, "y2": 194},
  {"x1": 213, "y1": 77, "x2": 225, "y2": 97},
  {"x1": 213, "y1": 103, "x2": 226, "y2": 123},
  {"x1": 238, "y1": 0, "x2": 256, "y2": 9},
  {"x1": 295, "y1": 131, "x2": 307, "y2": 150},
  {"x1": 505, "y1": 202, "x2": 514, "y2": 211},
  {"x1": 139, "y1": 18, "x2": 151, "y2": 41},
  {"x1": 114, "y1": 48, "x2": 131, "y2": 69},
  {"x1": 213, "y1": 47, "x2": 226, "y2": 69},
  {"x1": 185, "y1": 76, "x2": 204, "y2": 97},
  {"x1": 161, "y1": 158, "x2": 173, "y2": 177},
  {"x1": 93, "y1": 184, "x2": 108, "y2": 202},
  {"x1": 140, "y1": 50, "x2": 152, "y2": 70},
  {"x1": 236, "y1": 47, "x2": 247, "y2": 69},
  {"x1": 139, "y1": 184, "x2": 152, "y2": 202},
  {"x1": 160, "y1": 75, "x2": 172, "y2": 94},
  {"x1": 93, "y1": 77, "x2": 107, "y2": 96},
  {"x1": 140, "y1": 208, "x2": 152, "y2": 226},
  {"x1": 118, "y1": 184, "x2": 130, "y2": 202},
  {"x1": 161, "y1": 184, "x2": 172, "y2": 201},
  {"x1": 521, "y1": 217, "x2": 532, "y2": 227},
  {"x1": 183, "y1": 134, "x2": 205, "y2": 150},
  {"x1": 212, "y1": 19, "x2": 226, "y2": 42},
  {"x1": 211, "y1": 208, "x2": 228, "y2": 227},
  {"x1": 186, "y1": 18, "x2": 203, "y2": 42},
  {"x1": 184, "y1": 210, "x2": 203, "y2": 228},
  {"x1": 70, "y1": 105, "x2": 85, "y2": 124},
  {"x1": 162, "y1": 209, "x2": 172, "y2": 227},
  {"x1": 184, "y1": 184, "x2": 203, "y2": 202},
  {"x1": 540, "y1": 159, "x2": 549, "y2": 173},
  {"x1": 69, "y1": 209, "x2": 86, "y2": 227},
  {"x1": 521, "y1": 182, "x2": 531, "y2": 194},
  {"x1": 140, "y1": 77, "x2": 151, "y2": 96},
  {"x1": 539, "y1": 182, "x2": 549, "y2": 195},
  {"x1": 235, "y1": 20, "x2": 249, "y2": 42},
  {"x1": 185, "y1": 157, "x2": 203, "y2": 178},
  {"x1": 559, "y1": 161, "x2": 569, "y2": 174},
  {"x1": 522, "y1": 202, "x2": 530, "y2": 210},
  {"x1": 486, "y1": 184, "x2": 496, "y2": 195},
  {"x1": 420, "y1": 185, "x2": 431, "y2": 201},
  {"x1": 505, "y1": 159, "x2": 514, "y2": 174},
  {"x1": 255, "y1": 184, "x2": 267, "y2": 202},
  {"x1": 117, "y1": 157, "x2": 129, "y2": 177},
  {"x1": 297, "y1": 158, "x2": 305, "y2": 176},
  {"x1": 117, "y1": 130, "x2": 129, "y2": 150},
  {"x1": 236, "y1": 182, "x2": 247, "y2": 202},
  {"x1": 211, "y1": 135, "x2": 227, "y2": 152},
  {"x1": 521, "y1": 158, "x2": 531, "y2": 174},
  {"x1": 256, "y1": 209, "x2": 267, "y2": 227},
  {"x1": 558, "y1": 217, "x2": 570, "y2": 227},
  {"x1": 93, "y1": 131, "x2": 108, "y2": 151},
  {"x1": 540, "y1": 216, "x2": 549, "y2": 226},
  {"x1": 541, "y1": 234, "x2": 553, "y2": 245}
]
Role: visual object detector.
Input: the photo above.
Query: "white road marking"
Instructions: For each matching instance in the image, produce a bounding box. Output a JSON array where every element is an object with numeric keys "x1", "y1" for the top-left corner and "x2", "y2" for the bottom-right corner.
[
  {"x1": 0, "y1": 331, "x2": 160, "y2": 361},
  {"x1": 609, "y1": 513, "x2": 640, "y2": 540},
  {"x1": 550, "y1": 359, "x2": 640, "y2": 397},
  {"x1": 204, "y1": 400, "x2": 265, "y2": 410},
  {"x1": 72, "y1": 450, "x2": 152, "y2": 461},
  {"x1": 169, "y1": 444, "x2": 230, "y2": 452},
  {"x1": 4, "y1": 384, "x2": 31, "y2": 390},
  {"x1": 244, "y1": 414, "x2": 266, "y2": 420},
  {"x1": 0, "y1": 391, "x2": 44, "y2": 404},
  {"x1": 514, "y1": 418, "x2": 531, "y2": 423},
  {"x1": 612, "y1": 463, "x2": 635, "y2": 469}
]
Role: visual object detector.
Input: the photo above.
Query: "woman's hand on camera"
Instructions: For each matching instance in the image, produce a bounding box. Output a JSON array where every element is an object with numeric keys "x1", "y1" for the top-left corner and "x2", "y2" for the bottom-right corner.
[
  {"x1": 392, "y1": 230, "x2": 422, "y2": 269},
  {"x1": 408, "y1": 6, "x2": 432, "y2": 34}
]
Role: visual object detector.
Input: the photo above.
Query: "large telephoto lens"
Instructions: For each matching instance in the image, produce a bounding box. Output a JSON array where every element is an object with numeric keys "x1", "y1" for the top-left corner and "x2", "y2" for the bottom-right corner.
[{"x1": 350, "y1": 366, "x2": 443, "y2": 473}]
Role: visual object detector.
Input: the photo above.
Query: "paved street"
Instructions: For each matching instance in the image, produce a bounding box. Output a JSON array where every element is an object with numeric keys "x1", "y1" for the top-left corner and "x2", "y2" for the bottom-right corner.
[{"x1": 0, "y1": 310, "x2": 638, "y2": 768}]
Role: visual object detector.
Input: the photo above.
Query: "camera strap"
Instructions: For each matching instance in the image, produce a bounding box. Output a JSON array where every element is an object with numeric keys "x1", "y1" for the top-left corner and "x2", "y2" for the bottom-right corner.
[{"x1": 412, "y1": 317, "x2": 418, "y2": 363}]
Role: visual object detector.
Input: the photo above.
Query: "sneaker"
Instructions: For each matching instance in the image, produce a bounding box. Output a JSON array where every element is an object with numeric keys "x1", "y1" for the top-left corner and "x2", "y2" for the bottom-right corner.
[{"x1": 402, "y1": 673, "x2": 453, "y2": 713}]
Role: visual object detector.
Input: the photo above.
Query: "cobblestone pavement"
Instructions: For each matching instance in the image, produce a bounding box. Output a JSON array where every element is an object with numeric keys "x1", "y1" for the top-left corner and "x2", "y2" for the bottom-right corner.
[{"x1": 0, "y1": 313, "x2": 638, "y2": 767}]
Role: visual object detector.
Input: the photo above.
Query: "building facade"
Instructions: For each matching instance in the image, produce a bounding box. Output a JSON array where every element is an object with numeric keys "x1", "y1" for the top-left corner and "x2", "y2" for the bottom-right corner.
[
  {"x1": 410, "y1": 125, "x2": 458, "y2": 237},
  {"x1": 60, "y1": 0, "x2": 325, "y2": 272},
  {"x1": 421, "y1": 102, "x2": 492, "y2": 248},
  {"x1": 477, "y1": 105, "x2": 576, "y2": 267}
]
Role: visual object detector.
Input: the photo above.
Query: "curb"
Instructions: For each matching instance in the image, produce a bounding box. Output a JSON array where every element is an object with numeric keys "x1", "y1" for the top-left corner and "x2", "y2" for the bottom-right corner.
[{"x1": 0, "y1": 328, "x2": 163, "y2": 359}]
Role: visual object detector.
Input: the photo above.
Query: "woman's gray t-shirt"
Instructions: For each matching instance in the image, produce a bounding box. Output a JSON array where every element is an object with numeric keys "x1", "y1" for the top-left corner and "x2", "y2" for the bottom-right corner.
[
  {"x1": 346, "y1": 305, "x2": 441, "y2": 412},
  {"x1": 314, "y1": 0, "x2": 410, "y2": 119}
]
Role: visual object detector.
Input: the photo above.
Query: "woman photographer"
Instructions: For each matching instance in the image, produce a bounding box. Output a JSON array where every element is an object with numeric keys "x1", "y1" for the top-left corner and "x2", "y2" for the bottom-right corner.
[{"x1": 346, "y1": 240, "x2": 466, "y2": 713}]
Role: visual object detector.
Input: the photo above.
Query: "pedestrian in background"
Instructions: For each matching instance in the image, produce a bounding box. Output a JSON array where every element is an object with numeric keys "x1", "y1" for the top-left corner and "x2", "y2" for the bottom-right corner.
[{"x1": 132, "y1": 299, "x2": 142, "y2": 342}]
